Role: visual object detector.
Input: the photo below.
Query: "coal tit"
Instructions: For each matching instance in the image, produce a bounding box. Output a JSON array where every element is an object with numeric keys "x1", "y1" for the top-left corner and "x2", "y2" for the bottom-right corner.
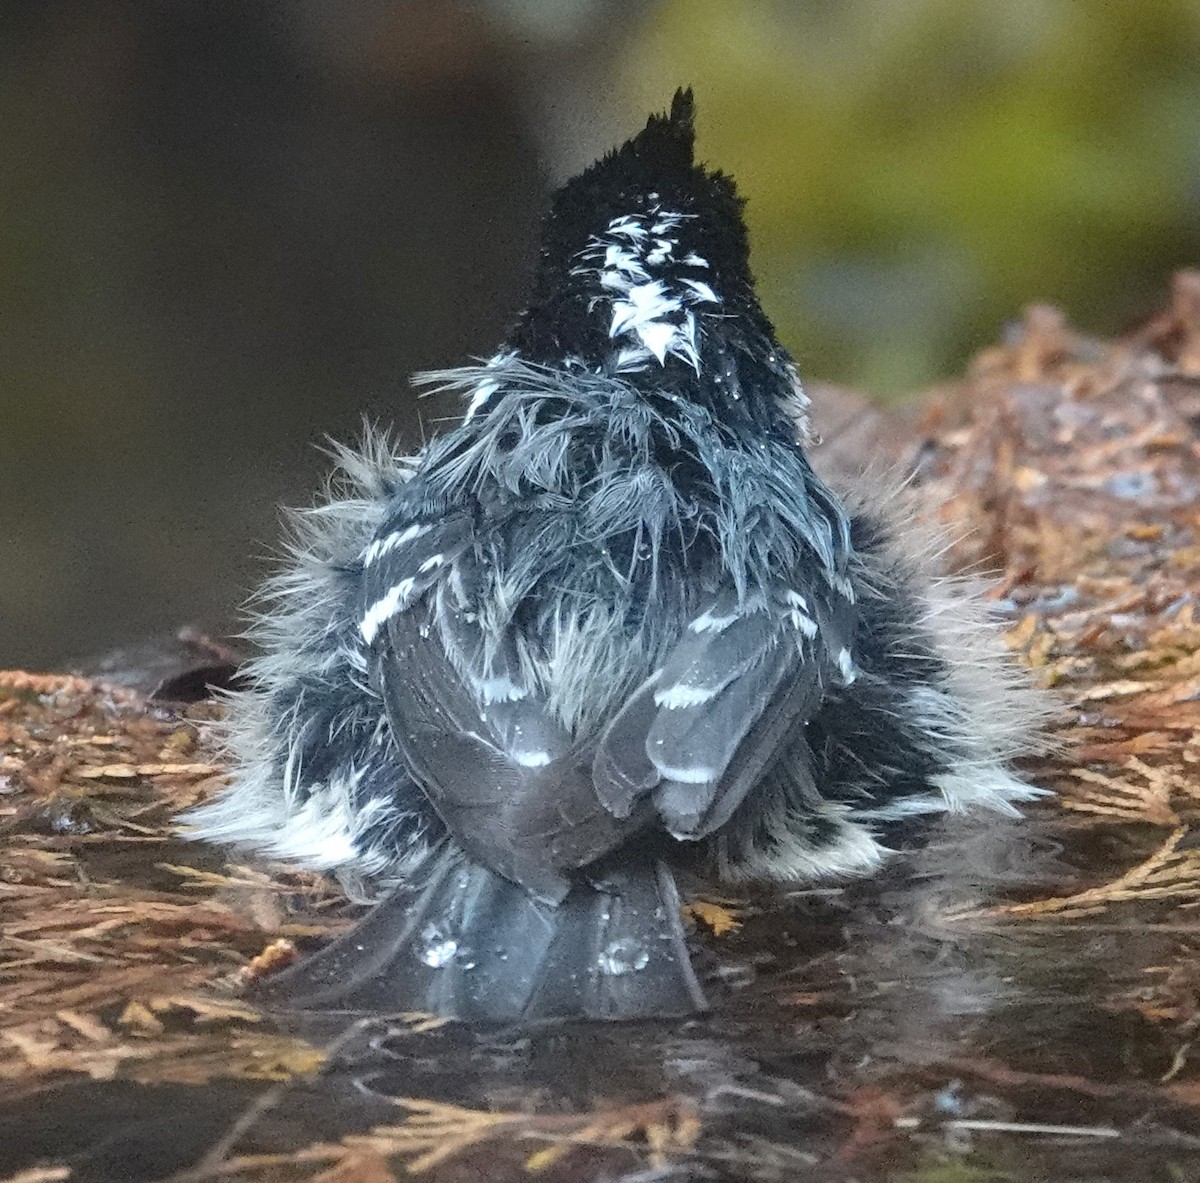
[{"x1": 183, "y1": 91, "x2": 1044, "y2": 1020}]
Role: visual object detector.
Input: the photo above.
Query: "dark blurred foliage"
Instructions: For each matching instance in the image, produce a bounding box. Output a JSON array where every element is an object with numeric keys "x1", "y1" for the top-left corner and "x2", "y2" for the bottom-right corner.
[
  {"x1": 3, "y1": 1, "x2": 1199, "y2": 665},
  {"x1": 0, "y1": 1, "x2": 589, "y2": 666},
  {"x1": 630, "y1": 0, "x2": 1200, "y2": 397}
]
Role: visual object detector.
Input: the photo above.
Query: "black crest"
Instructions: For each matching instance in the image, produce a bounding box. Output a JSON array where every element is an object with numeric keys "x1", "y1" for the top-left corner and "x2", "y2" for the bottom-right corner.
[{"x1": 509, "y1": 88, "x2": 779, "y2": 391}]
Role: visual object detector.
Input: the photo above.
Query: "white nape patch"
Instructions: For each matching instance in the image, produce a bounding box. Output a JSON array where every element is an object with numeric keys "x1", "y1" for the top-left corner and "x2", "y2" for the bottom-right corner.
[
  {"x1": 475, "y1": 675, "x2": 528, "y2": 704},
  {"x1": 646, "y1": 239, "x2": 673, "y2": 265},
  {"x1": 837, "y1": 647, "x2": 857, "y2": 685},
  {"x1": 654, "y1": 682, "x2": 718, "y2": 709},
  {"x1": 606, "y1": 215, "x2": 647, "y2": 240},
  {"x1": 572, "y1": 207, "x2": 720, "y2": 374},
  {"x1": 689, "y1": 608, "x2": 739, "y2": 634},
  {"x1": 363, "y1": 522, "x2": 430, "y2": 566},
  {"x1": 637, "y1": 320, "x2": 683, "y2": 365},
  {"x1": 360, "y1": 577, "x2": 416, "y2": 644},
  {"x1": 610, "y1": 280, "x2": 678, "y2": 335},
  {"x1": 514, "y1": 749, "x2": 553, "y2": 769},
  {"x1": 603, "y1": 243, "x2": 648, "y2": 277}
]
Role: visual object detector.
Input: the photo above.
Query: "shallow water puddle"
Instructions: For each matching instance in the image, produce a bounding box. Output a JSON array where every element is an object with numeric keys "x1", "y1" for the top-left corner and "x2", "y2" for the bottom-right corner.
[{"x1": 6, "y1": 821, "x2": 1199, "y2": 1182}]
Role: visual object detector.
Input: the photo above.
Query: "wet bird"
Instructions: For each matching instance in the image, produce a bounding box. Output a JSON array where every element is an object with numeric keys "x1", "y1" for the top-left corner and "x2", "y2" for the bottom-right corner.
[{"x1": 183, "y1": 91, "x2": 1044, "y2": 1021}]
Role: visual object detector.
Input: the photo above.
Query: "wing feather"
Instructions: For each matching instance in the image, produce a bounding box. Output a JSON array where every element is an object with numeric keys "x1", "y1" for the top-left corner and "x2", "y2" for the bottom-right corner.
[
  {"x1": 370, "y1": 541, "x2": 642, "y2": 902},
  {"x1": 363, "y1": 509, "x2": 859, "y2": 888},
  {"x1": 594, "y1": 580, "x2": 855, "y2": 838}
]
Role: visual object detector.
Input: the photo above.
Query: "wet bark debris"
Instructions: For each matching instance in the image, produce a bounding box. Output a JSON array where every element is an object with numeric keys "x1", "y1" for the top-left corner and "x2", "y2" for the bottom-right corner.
[
  {"x1": 0, "y1": 672, "x2": 339, "y2": 1090},
  {"x1": 912, "y1": 276, "x2": 1200, "y2": 917},
  {"x1": 4, "y1": 274, "x2": 1200, "y2": 1180}
]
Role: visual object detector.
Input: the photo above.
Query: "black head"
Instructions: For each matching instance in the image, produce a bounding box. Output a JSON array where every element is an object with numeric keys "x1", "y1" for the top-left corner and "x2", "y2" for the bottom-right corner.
[{"x1": 508, "y1": 90, "x2": 803, "y2": 434}]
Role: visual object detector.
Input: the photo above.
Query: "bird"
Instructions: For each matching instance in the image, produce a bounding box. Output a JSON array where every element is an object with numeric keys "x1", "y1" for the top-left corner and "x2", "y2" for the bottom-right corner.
[{"x1": 181, "y1": 90, "x2": 1045, "y2": 1021}]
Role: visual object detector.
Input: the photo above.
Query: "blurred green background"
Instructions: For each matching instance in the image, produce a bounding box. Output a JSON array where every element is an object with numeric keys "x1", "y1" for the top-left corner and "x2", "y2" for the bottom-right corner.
[{"x1": 3, "y1": 0, "x2": 1199, "y2": 666}]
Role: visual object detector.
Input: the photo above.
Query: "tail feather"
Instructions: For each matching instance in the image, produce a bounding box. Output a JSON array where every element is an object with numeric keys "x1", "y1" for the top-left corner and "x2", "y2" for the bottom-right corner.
[
  {"x1": 526, "y1": 862, "x2": 705, "y2": 1020},
  {"x1": 254, "y1": 849, "x2": 707, "y2": 1021}
]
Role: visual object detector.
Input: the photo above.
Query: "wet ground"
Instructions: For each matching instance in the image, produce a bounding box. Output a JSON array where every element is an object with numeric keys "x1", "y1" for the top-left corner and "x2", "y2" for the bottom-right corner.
[{"x1": 4, "y1": 785, "x2": 1199, "y2": 1183}]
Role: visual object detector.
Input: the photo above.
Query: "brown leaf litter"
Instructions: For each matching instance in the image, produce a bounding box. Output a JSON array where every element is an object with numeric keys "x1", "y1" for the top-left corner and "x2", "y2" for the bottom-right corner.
[
  {"x1": 0, "y1": 681, "x2": 346, "y2": 1093},
  {"x1": 912, "y1": 275, "x2": 1200, "y2": 920}
]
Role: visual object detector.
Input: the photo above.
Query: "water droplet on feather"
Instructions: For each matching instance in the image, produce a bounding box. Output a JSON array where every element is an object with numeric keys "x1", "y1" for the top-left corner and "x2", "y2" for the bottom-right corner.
[
  {"x1": 598, "y1": 938, "x2": 650, "y2": 976},
  {"x1": 417, "y1": 924, "x2": 459, "y2": 968}
]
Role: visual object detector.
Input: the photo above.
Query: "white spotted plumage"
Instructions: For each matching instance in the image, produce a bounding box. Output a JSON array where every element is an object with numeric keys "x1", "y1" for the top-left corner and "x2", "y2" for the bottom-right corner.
[
  {"x1": 364, "y1": 522, "x2": 431, "y2": 566},
  {"x1": 654, "y1": 682, "x2": 719, "y2": 709},
  {"x1": 571, "y1": 207, "x2": 723, "y2": 375},
  {"x1": 181, "y1": 91, "x2": 1047, "y2": 942},
  {"x1": 360, "y1": 577, "x2": 416, "y2": 644}
]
